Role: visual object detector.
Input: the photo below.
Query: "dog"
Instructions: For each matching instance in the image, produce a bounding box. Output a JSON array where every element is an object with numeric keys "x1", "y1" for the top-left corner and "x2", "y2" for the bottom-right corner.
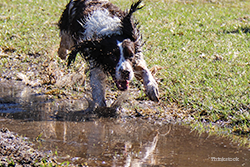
[{"x1": 58, "y1": 0, "x2": 159, "y2": 109}]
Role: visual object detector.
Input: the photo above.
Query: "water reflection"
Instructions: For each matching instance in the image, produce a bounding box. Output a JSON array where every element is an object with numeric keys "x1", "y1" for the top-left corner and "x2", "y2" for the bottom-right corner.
[
  {"x1": 0, "y1": 81, "x2": 89, "y2": 121},
  {"x1": 1, "y1": 118, "x2": 249, "y2": 166},
  {"x1": 0, "y1": 81, "x2": 249, "y2": 166}
]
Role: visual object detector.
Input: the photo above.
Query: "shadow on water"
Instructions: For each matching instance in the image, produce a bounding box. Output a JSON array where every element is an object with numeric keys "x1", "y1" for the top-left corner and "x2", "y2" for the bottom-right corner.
[{"x1": 0, "y1": 81, "x2": 249, "y2": 166}]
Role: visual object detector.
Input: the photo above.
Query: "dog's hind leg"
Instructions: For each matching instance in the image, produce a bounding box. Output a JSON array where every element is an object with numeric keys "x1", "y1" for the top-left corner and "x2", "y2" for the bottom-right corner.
[
  {"x1": 67, "y1": 49, "x2": 78, "y2": 67},
  {"x1": 58, "y1": 31, "x2": 74, "y2": 60},
  {"x1": 134, "y1": 53, "x2": 159, "y2": 102},
  {"x1": 90, "y1": 67, "x2": 107, "y2": 108}
]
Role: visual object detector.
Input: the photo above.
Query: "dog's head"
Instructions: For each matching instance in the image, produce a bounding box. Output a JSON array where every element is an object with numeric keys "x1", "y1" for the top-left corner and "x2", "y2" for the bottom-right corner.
[
  {"x1": 115, "y1": 38, "x2": 135, "y2": 91},
  {"x1": 77, "y1": 36, "x2": 136, "y2": 91}
]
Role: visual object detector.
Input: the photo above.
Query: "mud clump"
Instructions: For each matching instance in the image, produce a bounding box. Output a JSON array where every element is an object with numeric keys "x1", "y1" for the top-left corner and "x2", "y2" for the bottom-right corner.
[{"x1": 0, "y1": 128, "x2": 53, "y2": 166}]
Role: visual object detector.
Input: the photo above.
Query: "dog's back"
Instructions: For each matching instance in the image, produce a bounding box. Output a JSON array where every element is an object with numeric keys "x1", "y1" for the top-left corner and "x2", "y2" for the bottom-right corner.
[{"x1": 58, "y1": 0, "x2": 124, "y2": 41}]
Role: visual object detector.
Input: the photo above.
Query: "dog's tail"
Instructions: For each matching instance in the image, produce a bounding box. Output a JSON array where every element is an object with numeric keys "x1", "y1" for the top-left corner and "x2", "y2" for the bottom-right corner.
[
  {"x1": 122, "y1": 0, "x2": 143, "y2": 42},
  {"x1": 128, "y1": 0, "x2": 144, "y2": 17}
]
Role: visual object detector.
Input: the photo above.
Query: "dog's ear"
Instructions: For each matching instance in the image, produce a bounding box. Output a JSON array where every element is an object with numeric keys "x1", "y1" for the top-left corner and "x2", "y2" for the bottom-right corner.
[
  {"x1": 122, "y1": 0, "x2": 144, "y2": 41},
  {"x1": 122, "y1": 39, "x2": 135, "y2": 58}
]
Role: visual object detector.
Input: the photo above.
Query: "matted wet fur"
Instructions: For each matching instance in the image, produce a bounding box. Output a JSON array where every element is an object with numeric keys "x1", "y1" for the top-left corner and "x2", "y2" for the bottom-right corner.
[{"x1": 58, "y1": 0, "x2": 159, "y2": 110}]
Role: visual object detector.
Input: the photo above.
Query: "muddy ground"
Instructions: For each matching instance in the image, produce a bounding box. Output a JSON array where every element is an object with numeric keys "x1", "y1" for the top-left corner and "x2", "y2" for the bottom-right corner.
[
  {"x1": 0, "y1": 49, "x2": 195, "y2": 166},
  {"x1": 0, "y1": 128, "x2": 55, "y2": 166},
  {"x1": 1, "y1": 49, "x2": 250, "y2": 166},
  {"x1": 0, "y1": 48, "x2": 191, "y2": 120}
]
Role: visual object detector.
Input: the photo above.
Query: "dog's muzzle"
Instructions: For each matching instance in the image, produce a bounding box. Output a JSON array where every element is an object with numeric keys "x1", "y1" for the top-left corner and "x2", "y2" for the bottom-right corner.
[{"x1": 115, "y1": 61, "x2": 134, "y2": 91}]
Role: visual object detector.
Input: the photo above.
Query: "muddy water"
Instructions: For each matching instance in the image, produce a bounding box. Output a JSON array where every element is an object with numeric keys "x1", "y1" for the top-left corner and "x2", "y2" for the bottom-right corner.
[{"x1": 0, "y1": 81, "x2": 249, "y2": 166}]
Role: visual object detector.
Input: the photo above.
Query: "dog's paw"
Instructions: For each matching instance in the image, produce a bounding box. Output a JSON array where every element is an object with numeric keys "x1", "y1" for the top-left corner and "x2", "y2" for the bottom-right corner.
[
  {"x1": 57, "y1": 47, "x2": 67, "y2": 60},
  {"x1": 145, "y1": 81, "x2": 159, "y2": 102}
]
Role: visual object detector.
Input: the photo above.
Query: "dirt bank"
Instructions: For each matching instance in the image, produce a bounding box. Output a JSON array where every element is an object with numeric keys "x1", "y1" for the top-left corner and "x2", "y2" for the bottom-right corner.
[{"x1": 0, "y1": 128, "x2": 55, "y2": 166}]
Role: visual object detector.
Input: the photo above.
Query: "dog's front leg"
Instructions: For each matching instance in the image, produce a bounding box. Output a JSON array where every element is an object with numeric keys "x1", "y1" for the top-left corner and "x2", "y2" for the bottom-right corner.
[
  {"x1": 134, "y1": 55, "x2": 159, "y2": 102},
  {"x1": 90, "y1": 67, "x2": 107, "y2": 108},
  {"x1": 141, "y1": 67, "x2": 159, "y2": 102}
]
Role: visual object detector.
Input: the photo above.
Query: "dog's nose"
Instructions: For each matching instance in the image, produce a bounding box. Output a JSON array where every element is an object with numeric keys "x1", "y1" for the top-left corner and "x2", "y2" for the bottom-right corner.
[{"x1": 120, "y1": 69, "x2": 130, "y2": 80}]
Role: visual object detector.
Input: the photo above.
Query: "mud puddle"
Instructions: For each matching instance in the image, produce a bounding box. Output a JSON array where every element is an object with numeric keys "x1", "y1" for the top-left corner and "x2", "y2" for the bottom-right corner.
[{"x1": 0, "y1": 81, "x2": 249, "y2": 166}]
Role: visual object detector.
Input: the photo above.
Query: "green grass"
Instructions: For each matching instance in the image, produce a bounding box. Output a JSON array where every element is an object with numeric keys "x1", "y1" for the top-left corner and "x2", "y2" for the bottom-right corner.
[
  {"x1": 129, "y1": 0, "x2": 250, "y2": 136},
  {"x1": 141, "y1": 0, "x2": 250, "y2": 136},
  {"x1": 0, "y1": 0, "x2": 62, "y2": 55},
  {"x1": 1, "y1": 0, "x2": 250, "y2": 140}
]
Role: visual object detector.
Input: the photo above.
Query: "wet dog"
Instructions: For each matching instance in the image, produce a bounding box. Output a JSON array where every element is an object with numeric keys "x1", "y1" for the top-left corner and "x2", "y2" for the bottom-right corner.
[{"x1": 58, "y1": 0, "x2": 159, "y2": 109}]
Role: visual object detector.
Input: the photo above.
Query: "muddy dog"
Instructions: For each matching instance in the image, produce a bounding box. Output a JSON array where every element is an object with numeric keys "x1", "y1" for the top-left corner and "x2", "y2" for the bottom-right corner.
[{"x1": 58, "y1": 0, "x2": 159, "y2": 109}]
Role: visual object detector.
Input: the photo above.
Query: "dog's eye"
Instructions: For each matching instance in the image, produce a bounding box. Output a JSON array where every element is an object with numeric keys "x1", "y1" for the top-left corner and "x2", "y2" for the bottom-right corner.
[
  {"x1": 124, "y1": 47, "x2": 134, "y2": 59},
  {"x1": 128, "y1": 53, "x2": 134, "y2": 58}
]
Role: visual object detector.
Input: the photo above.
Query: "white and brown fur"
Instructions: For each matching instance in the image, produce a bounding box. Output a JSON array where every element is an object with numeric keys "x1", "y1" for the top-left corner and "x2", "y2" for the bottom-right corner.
[{"x1": 58, "y1": 0, "x2": 159, "y2": 109}]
